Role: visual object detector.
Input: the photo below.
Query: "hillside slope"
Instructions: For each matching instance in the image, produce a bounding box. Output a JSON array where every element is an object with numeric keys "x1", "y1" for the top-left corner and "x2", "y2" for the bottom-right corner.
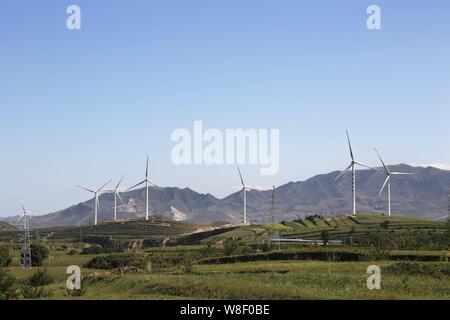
[{"x1": 6, "y1": 164, "x2": 449, "y2": 228}]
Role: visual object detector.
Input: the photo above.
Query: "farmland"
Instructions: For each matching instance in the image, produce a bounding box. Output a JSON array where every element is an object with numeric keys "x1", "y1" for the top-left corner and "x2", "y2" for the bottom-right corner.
[{"x1": 0, "y1": 214, "x2": 448, "y2": 300}]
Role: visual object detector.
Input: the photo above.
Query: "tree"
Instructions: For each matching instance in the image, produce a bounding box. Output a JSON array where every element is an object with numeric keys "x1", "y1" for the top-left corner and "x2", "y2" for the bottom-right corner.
[
  {"x1": 223, "y1": 239, "x2": 239, "y2": 256},
  {"x1": 381, "y1": 220, "x2": 390, "y2": 231},
  {"x1": 0, "y1": 246, "x2": 12, "y2": 267},
  {"x1": 321, "y1": 230, "x2": 330, "y2": 246},
  {"x1": 30, "y1": 243, "x2": 49, "y2": 266}
]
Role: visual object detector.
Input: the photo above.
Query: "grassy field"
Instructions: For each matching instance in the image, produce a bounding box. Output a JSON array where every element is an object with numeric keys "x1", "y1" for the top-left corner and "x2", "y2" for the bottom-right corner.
[{"x1": 0, "y1": 214, "x2": 448, "y2": 300}]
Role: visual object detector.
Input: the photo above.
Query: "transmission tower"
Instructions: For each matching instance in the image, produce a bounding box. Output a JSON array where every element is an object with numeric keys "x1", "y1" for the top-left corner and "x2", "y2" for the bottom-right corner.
[{"x1": 19, "y1": 213, "x2": 32, "y2": 269}]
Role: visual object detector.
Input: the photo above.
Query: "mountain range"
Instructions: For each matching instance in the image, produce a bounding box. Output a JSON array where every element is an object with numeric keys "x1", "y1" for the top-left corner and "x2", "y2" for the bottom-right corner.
[{"x1": 3, "y1": 164, "x2": 450, "y2": 228}]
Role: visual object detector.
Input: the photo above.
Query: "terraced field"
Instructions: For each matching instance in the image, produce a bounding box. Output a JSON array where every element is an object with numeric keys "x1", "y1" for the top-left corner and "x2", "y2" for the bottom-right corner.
[{"x1": 201, "y1": 214, "x2": 447, "y2": 244}]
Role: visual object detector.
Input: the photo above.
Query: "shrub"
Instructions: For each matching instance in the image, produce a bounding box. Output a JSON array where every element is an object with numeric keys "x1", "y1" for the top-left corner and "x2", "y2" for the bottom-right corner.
[
  {"x1": 67, "y1": 249, "x2": 78, "y2": 256},
  {"x1": 84, "y1": 253, "x2": 147, "y2": 270},
  {"x1": 20, "y1": 286, "x2": 51, "y2": 299},
  {"x1": 321, "y1": 230, "x2": 330, "y2": 246},
  {"x1": 25, "y1": 269, "x2": 54, "y2": 287},
  {"x1": 0, "y1": 246, "x2": 12, "y2": 267},
  {"x1": 0, "y1": 269, "x2": 18, "y2": 300},
  {"x1": 65, "y1": 288, "x2": 86, "y2": 297},
  {"x1": 223, "y1": 239, "x2": 239, "y2": 256},
  {"x1": 81, "y1": 245, "x2": 103, "y2": 255},
  {"x1": 30, "y1": 243, "x2": 49, "y2": 266},
  {"x1": 181, "y1": 258, "x2": 194, "y2": 274},
  {"x1": 386, "y1": 262, "x2": 450, "y2": 278}
]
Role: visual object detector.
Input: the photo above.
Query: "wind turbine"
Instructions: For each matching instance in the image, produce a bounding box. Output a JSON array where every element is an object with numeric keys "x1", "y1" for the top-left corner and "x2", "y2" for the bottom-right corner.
[
  {"x1": 77, "y1": 179, "x2": 112, "y2": 225},
  {"x1": 105, "y1": 175, "x2": 125, "y2": 221},
  {"x1": 335, "y1": 131, "x2": 374, "y2": 216},
  {"x1": 126, "y1": 156, "x2": 158, "y2": 221},
  {"x1": 237, "y1": 167, "x2": 251, "y2": 225},
  {"x1": 374, "y1": 148, "x2": 412, "y2": 216}
]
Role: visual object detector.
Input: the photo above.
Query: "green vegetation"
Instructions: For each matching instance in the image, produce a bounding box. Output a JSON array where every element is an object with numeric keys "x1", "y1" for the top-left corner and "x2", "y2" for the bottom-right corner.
[
  {"x1": 0, "y1": 245, "x2": 12, "y2": 267},
  {"x1": 30, "y1": 243, "x2": 49, "y2": 266},
  {"x1": 0, "y1": 269, "x2": 18, "y2": 300},
  {"x1": 0, "y1": 214, "x2": 448, "y2": 300}
]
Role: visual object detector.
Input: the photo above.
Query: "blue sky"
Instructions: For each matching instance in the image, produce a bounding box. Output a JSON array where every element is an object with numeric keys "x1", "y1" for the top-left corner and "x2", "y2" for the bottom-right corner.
[{"x1": 1, "y1": 0, "x2": 449, "y2": 216}]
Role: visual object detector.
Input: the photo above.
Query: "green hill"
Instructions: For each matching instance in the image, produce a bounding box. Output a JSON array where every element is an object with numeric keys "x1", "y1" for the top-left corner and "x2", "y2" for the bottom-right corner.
[
  {"x1": 197, "y1": 214, "x2": 448, "y2": 245},
  {"x1": 42, "y1": 216, "x2": 207, "y2": 242}
]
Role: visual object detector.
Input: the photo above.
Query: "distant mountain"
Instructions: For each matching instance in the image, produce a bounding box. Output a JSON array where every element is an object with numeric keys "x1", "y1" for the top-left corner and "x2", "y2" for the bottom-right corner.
[
  {"x1": 0, "y1": 221, "x2": 17, "y2": 231},
  {"x1": 4, "y1": 164, "x2": 450, "y2": 228}
]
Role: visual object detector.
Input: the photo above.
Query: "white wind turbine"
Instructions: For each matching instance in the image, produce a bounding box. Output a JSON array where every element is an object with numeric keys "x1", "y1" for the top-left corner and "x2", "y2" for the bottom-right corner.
[
  {"x1": 105, "y1": 175, "x2": 125, "y2": 221},
  {"x1": 237, "y1": 167, "x2": 251, "y2": 225},
  {"x1": 335, "y1": 131, "x2": 374, "y2": 216},
  {"x1": 126, "y1": 156, "x2": 158, "y2": 221},
  {"x1": 374, "y1": 148, "x2": 412, "y2": 216},
  {"x1": 77, "y1": 179, "x2": 112, "y2": 225},
  {"x1": 17, "y1": 204, "x2": 33, "y2": 230}
]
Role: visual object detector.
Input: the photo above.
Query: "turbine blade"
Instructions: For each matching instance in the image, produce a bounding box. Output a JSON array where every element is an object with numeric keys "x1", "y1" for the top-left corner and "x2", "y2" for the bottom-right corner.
[
  {"x1": 115, "y1": 175, "x2": 125, "y2": 190},
  {"x1": 354, "y1": 161, "x2": 377, "y2": 170},
  {"x1": 147, "y1": 180, "x2": 159, "y2": 188},
  {"x1": 379, "y1": 176, "x2": 391, "y2": 196},
  {"x1": 374, "y1": 148, "x2": 390, "y2": 173},
  {"x1": 334, "y1": 164, "x2": 352, "y2": 181},
  {"x1": 126, "y1": 180, "x2": 146, "y2": 192},
  {"x1": 237, "y1": 166, "x2": 245, "y2": 187},
  {"x1": 117, "y1": 192, "x2": 124, "y2": 206},
  {"x1": 77, "y1": 185, "x2": 95, "y2": 193},
  {"x1": 346, "y1": 130, "x2": 354, "y2": 161},
  {"x1": 146, "y1": 155, "x2": 149, "y2": 179},
  {"x1": 98, "y1": 179, "x2": 112, "y2": 192},
  {"x1": 391, "y1": 172, "x2": 413, "y2": 175}
]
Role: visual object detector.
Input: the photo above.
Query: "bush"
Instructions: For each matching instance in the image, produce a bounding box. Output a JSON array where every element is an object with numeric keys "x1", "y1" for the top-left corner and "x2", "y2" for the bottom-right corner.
[
  {"x1": 30, "y1": 243, "x2": 49, "y2": 266},
  {"x1": 321, "y1": 230, "x2": 330, "y2": 245},
  {"x1": 386, "y1": 262, "x2": 450, "y2": 278},
  {"x1": 223, "y1": 239, "x2": 239, "y2": 256},
  {"x1": 81, "y1": 245, "x2": 103, "y2": 255},
  {"x1": 84, "y1": 253, "x2": 147, "y2": 270},
  {"x1": 0, "y1": 269, "x2": 18, "y2": 300},
  {"x1": 20, "y1": 285, "x2": 51, "y2": 299},
  {"x1": 67, "y1": 249, "x2": 78, "y2": 256},
  {"x1": 0, "y1": 246, "x2": 12, "y2": 267},
  {"x1": 181, "y1": 258, "x2": 194, "y2": 274},
  {"x1": 65, "y1": 288, "x2": 86, "y2": 297},
  {"x1": 25, "y1": 269, "x2": 54, "y2": 287}
]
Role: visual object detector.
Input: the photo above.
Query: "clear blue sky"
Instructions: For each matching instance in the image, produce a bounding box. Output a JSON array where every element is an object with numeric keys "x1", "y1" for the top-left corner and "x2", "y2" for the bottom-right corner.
[{"x1": 1, "y1": 0, "x2": 449, "y2": 216}]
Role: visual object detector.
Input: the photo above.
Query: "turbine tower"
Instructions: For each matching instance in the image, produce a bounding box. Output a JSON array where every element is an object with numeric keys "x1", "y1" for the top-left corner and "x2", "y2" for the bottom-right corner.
[
  {"x1": 127, "y1": 156, "x2": 158, "y2": 221},
  {"x1": 335, "y1": 131, "x2": 373, "y2": 216},
  {"x1": 374, "y1": 148, "x2": 412, "y2": 216},
  {"x1": 237, "y1": 167, "x2": 251, "y2": 225},
  {"x1": 77, "y1": 179, "x2": 112, "y2": 225},
  {"x1": 18, "y1": 205, "x2": 33, "y2": 269},
  {"x1": 106, "y1": 175, "x2": 125, "y2": 221}
]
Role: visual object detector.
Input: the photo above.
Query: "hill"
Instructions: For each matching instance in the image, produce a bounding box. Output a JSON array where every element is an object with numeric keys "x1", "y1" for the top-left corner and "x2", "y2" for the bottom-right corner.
[
  {"x1": 0, "y1": 221, "x2": 16, "y2": 231},
  {"x1": 5, "y1": 164, "x2": 449, "y2": 227}
]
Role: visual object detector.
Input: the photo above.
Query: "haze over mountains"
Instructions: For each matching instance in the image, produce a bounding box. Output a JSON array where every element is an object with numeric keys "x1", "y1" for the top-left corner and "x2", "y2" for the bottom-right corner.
[{"x1": 3, "y1": 164, "x2": 450, "y2": 228}]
